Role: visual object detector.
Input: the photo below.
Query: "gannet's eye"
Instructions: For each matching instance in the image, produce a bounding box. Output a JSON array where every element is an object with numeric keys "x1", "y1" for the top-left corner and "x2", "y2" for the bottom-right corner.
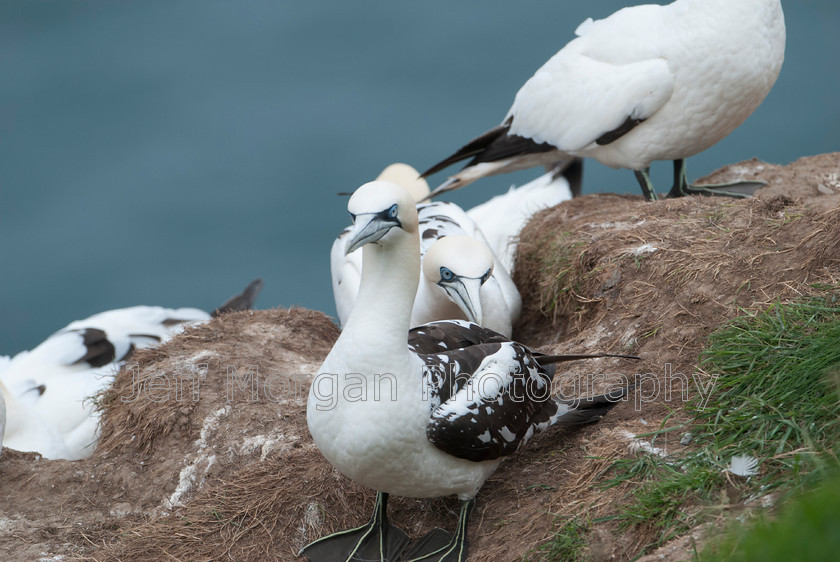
[
  {"x1": 388, "y1": 204, "x2": 398, "y2": 219},
  {"x1": 480, "y1": 269, "x2": 492, "y2": 284},
  {"x1": 440, "y1": 267, "x2": 455, "y2": 282}
]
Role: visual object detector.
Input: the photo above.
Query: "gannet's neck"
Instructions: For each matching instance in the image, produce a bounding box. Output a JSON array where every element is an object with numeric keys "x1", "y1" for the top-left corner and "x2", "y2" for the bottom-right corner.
[{"x1": 341, "y1": 227, "x2": 421, "y2": 354}]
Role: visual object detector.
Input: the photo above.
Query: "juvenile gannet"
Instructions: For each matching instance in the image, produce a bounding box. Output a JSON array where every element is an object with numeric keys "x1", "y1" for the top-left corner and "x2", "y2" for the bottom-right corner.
[
  {"x1": 422, "y1": 0, "x2": 785, "y2": 201},
  {"x1": 303, "y1": 180, "x2": 635, "y2": 561}
]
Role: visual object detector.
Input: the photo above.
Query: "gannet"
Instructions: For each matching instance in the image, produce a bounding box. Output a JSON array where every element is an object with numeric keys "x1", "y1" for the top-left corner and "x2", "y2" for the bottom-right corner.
[
  {"x1": 422, "y1": 0, "x2": 786, "y2": 201},
  {"x1": 332, "y1": 165, "x2": 521, "y2": 336},
  {"x1": 332, "y1": 164, "x2": 430, "y2": 326},
  {"x1": 0, "y1": 279, "x2": 262, "y2": 460},
  {"x1": 416, "y1": 199, "x2": 520, "y2": 336},
  {"x1": 303, "y1": 180, "x2": 635, "y2": 562},
  {"x1": 0, "y1": 379, "x2": 71, "y2": 459}
]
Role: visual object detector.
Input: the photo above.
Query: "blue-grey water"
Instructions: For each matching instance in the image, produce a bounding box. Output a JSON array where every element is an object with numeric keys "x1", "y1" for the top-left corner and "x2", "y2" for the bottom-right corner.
[{"x1": 1, "y1": 1, "x2": 838, "y2": 354}]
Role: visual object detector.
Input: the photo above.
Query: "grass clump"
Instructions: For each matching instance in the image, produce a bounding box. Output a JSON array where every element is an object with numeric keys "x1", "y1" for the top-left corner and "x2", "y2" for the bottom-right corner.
[
  {"x1": 603, "y1": 288, "x2": 840, "y2": 554},
  {"x1": 696, "y1": 291, "x2": 840, "y2": 494},
  {"x1": 519, "y1": 230, "x2": 586, "y2": 318},
  {"x1": 527, "y1": 515, "x2": 590, "y2": 561}
]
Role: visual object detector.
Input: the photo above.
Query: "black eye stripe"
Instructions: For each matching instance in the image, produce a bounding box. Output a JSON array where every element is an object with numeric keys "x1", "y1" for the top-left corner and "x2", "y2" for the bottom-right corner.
[{"x1": 375, "y1": 204, "x2": 401, "y2": 227}]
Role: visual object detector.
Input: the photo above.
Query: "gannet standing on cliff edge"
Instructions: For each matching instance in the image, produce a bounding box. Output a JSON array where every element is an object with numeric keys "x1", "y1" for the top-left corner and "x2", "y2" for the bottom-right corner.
[
  {"x1": 303, "y1": 180, "x2": 634, "y2": 562},
  {"x1": 422, "y1": 0, "x2": 786, "y2": 201}
]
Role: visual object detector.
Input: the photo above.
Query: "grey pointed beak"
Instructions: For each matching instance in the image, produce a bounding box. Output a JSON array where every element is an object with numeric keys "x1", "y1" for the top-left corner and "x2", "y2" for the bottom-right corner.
[
  {"x1": 442, "y1": 277, "x2": 484, "y2": 325},
  {"x1": 345, "y1": 215, "x2": 395, "y2": 255}
]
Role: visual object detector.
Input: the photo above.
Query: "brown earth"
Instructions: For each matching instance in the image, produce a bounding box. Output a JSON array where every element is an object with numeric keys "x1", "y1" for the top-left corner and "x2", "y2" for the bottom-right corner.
[{"x1": 1, "y1": 153, "x2": 838, "y2": 561}]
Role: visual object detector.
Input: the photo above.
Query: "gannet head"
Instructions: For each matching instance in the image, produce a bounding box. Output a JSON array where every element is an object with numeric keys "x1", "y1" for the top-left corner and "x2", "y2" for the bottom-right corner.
[
  {"x1": 345, "y1": 180, "x2": 418, "y2": 255},
  {"x1": 423, "y1": 235, "x2": 494, "y2": 325},
  {"x1": 376, "y1": 163, "x2": 431, "y2": 203}
]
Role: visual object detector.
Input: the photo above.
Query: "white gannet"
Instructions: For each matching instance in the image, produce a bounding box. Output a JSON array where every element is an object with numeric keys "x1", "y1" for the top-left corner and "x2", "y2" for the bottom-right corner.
[
  {"x1": 413, "y1": 236, "x2": 496, "y2": 333},
  {"x1": 0, "y1": 379, "x2": 71, "y2": 459},
  {"x1": 466, "y1": 161, "x2": 579, "y2": 273},
  {"x1": 331, "y1": 164, "x2": 430, "y2": 326},
  {"x1": 1, "y1": 306, "x2": 212, "y2": 459},
  {"x1": 332, "y1": 164, "x2": 521, "y2": 336},
  {"x1": 422, "y1": 0, "x2": 786, "y2": 201},
  {"x1": 0, "y1": 381, "x2": 4, "y2": 456},
  {"x1": 302, "y1": 180, "x2": 635, "y2": 562},
  {"x1": 416, "y1": 199, "x2": 521, "y2": 336},
  {"x1": 0, "y1": 279, "x2": 262, "y2": 460}
]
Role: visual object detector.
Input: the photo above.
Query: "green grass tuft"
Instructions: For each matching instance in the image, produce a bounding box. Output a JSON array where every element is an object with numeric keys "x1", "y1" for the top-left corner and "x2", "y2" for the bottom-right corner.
[
  {"x1": 695, "y1": 291, "x2": 840, "y2": 494},
  {"x1": 526, "y1": 515, "x2": 590, "y2": 562},
  {"x1": 601, "y1": 288, "x2": 840, "y2": 554}
]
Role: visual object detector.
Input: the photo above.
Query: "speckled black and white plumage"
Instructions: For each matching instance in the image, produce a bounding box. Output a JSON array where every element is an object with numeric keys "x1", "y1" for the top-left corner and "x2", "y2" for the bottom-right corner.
[{"x1": 409, "y1": 319, "x2": 631, "y2": 463}]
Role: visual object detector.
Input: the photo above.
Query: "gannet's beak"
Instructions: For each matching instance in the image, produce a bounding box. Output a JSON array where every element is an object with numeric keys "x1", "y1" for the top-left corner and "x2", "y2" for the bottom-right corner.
[
  {"x1": 441, "y1": 276, "x2": 484, "y2": 325},
  {"x1": 345, "y1": 213, "x2": 399, "y2": 255}
]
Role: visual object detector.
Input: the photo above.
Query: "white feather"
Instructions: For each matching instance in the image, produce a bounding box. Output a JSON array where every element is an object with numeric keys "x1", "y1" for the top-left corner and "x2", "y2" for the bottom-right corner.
[{"x1": 725, "y1": 454, "x2": 760, "y2": 477}]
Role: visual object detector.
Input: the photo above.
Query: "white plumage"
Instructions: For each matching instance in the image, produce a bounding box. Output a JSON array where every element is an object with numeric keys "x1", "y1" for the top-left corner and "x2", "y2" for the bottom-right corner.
[
  {"x1": 466, "y1": 164, "x2": 574, "y2": 273},
  {"x1": 1, "y1": 306, "x2": 210, "y2": 459},
  {"x1": 0, "y1": 279, "x2": 262, "y2": 460},
  {"x1": 0, "y1": 379, "x2": 72, "y2": 459},
  {"x1": 423, "y1": 0, "x2": 786, "y2": 201},
  {"x1": 332, "y1": 163, "x2": 521, "y2": 336},
  {"x1": 0, "y1": 382, "x2": 5, "y2": 457}
]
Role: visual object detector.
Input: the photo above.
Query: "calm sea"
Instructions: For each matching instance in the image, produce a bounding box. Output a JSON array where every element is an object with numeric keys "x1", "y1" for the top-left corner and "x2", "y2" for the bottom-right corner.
[{"x1": 1, "y1": 0, "x2": 838, "y2": 354}]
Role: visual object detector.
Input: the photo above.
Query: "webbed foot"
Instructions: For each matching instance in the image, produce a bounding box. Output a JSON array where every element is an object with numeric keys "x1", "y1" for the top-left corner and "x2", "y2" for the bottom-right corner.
[
  {"x1": 402, "y1": 500, "x2": 474, "y2": 562},
  {"x1": 667, "y1": 158, "x2": 765, "y2": 199},
  {"x1": 300, "y1": 492, "x2": 409, "y2": 562}
]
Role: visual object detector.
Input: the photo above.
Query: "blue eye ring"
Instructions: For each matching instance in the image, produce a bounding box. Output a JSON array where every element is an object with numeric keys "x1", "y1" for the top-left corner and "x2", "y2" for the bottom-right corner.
[
  {"x1": 480, "y1": 269, "x2": 492, "y2": 284},
  {"x1": 440, "y1": 267, "x2": 455, "y2": 282},
  {"x1": 388, "y1": 204, "x2": 398, "y2": 219}
]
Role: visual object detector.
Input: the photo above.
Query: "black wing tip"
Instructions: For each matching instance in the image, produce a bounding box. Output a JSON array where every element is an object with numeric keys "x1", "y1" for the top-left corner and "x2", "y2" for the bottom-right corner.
[
  {"x1": 420, "y1": 124, "x2": 512, "y2": 179},
  {"x1": 537, "y1": 352, "x2": 641, "y2": 365},
  {"x1": 73, "y1": 327, "x2": 117, "y2": 368},
  {"x1": 212, "y1": 278, "x2": 264, "y2": 317}
]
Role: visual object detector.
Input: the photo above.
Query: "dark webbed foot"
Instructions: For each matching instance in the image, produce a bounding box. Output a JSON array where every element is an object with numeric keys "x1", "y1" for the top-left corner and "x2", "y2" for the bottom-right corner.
[
  {"x1": 402, "y1": 499, "x2": 474, "y2": 562},
  {"x1": 300, "y1": 492, "x2": 409, "y2": 562},
  {"x1": 666, "y1": 159, "x2": 766, "y2": 199}
]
